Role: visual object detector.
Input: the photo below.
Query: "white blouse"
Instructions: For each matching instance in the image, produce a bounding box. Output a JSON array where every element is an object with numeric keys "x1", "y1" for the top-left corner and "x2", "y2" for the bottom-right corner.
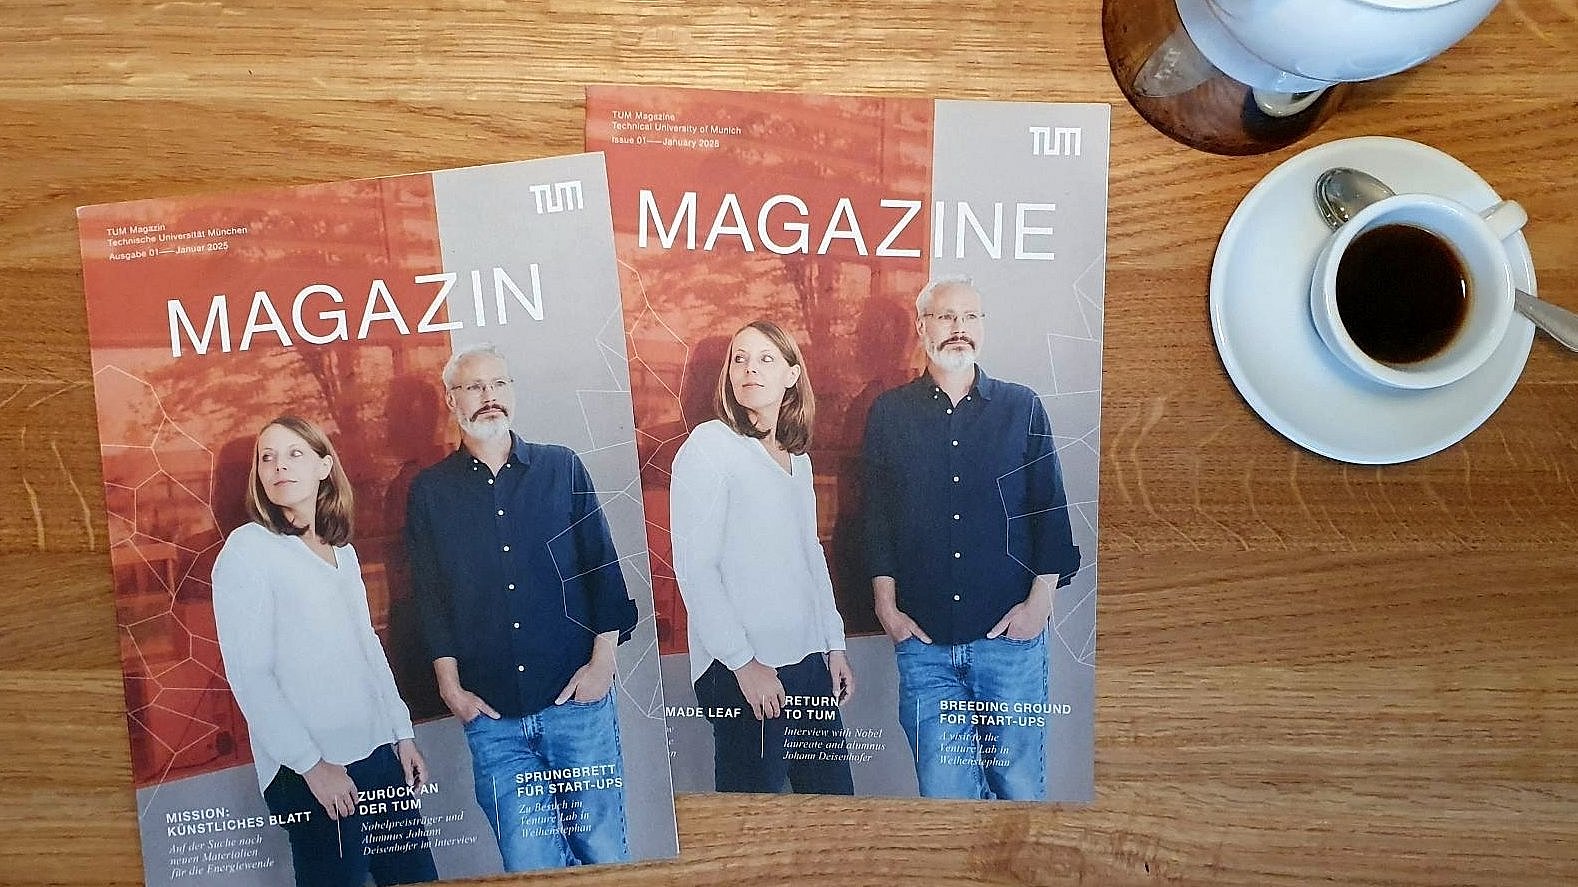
[
  {"x1": 211, "y1": 522, "x2": 415, "y2": 791},
  {"x1": 669, "y1": 419, "x2": 848, "y2": 684}
]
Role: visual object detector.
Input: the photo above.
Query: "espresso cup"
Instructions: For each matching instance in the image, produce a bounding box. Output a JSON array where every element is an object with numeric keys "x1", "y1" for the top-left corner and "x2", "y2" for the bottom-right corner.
[{"x1": 1309, "y1": 194, "x2": 1526, "y2": 389}]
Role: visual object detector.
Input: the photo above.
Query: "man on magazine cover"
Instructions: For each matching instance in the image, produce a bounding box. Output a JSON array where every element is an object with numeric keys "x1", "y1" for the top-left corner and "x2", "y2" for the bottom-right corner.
[
  {"x1": 861, "y1": 275, "x2": 1082, "y2": 801},
  {"x1": 406, "y1": 342, "x2": 638, "y2": 871}
]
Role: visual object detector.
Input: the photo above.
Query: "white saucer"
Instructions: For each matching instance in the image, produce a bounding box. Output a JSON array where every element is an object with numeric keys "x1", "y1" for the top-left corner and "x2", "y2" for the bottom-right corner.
[{"x1": 1210, "y1": 136, "x2": 1537, "y2": 464}]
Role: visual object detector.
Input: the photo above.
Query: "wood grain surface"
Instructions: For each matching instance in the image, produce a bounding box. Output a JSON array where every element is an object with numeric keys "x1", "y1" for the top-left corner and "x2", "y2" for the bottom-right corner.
[{"x1": 3, "y1": 2, "x2": 1576, "y2": 885}]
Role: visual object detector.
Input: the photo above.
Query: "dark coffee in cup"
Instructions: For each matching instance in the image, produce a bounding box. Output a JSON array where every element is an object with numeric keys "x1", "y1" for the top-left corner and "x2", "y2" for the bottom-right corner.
[
  {"x1": 1334, "y1": 223, "x2": 1470, "y2": 364},
  {"x1": 1312, "y1": 194, "x2": 1523, "y2": 390}
]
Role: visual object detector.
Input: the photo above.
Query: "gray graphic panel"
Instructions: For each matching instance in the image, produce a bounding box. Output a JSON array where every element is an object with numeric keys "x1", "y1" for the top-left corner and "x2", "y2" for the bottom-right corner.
[
  {"x1": 932, "y1": 100, "x2": 1111, "y2": 802},
  {"x1": 431, "y1": 153, "x2": 677, "y2": 858}
]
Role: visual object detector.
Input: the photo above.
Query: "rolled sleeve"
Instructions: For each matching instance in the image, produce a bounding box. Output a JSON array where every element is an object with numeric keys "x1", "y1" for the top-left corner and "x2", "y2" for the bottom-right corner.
[
  {"x1": 1025, "y1": 399, "x2": 1082, "y2": 586},
  {"x1": 568, "y1": 454, "x2": 639, "y2": 641}
]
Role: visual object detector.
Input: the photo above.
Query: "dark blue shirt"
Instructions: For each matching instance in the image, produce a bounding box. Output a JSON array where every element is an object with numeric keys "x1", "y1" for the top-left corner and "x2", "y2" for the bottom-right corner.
[
  {"x1": 406, "y1": 434, "x2": 637, "y2": 718},
  {"x1": 862, "y1": 369, "x2": 1081, "y2": 645}
]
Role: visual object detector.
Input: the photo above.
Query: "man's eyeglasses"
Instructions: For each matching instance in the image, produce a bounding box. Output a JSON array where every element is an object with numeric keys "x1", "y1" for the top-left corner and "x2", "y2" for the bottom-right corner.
[
  {"x1": 449, "y1": 378, "x2": 513, "y2": 396},
  {"x1": 923, "y1": 311, "x2": 986, "y2": 325}
]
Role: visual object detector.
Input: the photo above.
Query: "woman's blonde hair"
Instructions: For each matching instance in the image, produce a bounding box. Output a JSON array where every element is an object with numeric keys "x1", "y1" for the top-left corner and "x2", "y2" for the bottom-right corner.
[
  {"x1": 244, "y1": 415, "x2": 354, "y2": 546},
  {"x1": 713, "y1": 320, "x2": 816, "y2": 455}
]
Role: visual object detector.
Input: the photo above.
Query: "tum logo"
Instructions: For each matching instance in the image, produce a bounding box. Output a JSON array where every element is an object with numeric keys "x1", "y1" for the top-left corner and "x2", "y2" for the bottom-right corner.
[
  {"x1": 1029, "y1": 126, "x2": 1082, "y2": 157},
  {"x1": 529, "y1": 179, "x2": 585, "y2": 214}
]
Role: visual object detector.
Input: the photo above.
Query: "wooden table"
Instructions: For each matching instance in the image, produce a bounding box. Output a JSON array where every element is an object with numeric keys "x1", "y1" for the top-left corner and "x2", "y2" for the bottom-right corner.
[{"x1": 2, "y1": 3, "x2": 1574, "y2": 884}]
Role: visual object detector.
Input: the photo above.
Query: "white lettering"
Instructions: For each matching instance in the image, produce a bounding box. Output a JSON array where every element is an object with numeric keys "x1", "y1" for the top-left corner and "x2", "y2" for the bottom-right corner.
[
  {"x1": 816, "y1": 198, "x2": 867, "y2": 255},
  {"x1": 529, "y1": 179, "x2": 586, "y2": 214},
  {"x1": 470, "y1": 269, "x2": 487, "y2": 328},
  {"x1": 875, "y1": 199, "x2": 922, "y2": 258},
  {"x1": 955, "y1": 202, "x2": 1003, "y2": 259},
  {"x1": 240, "y1": 290, "x2": 292, "y2": 352},
  {"x1": 415, "y1": 272, "x2": 460, "y2": 332},
  {"x1": 355, "y1": 279, "x2": 411, "y2": 338},
  {"x1": 167, "y1": 296, "x2": 230, "y2": 357},
  {"x1": 529, "y1": 183, "x2": 553, "y2": 214},
  {"x1": 636, "y1": 191, "x2": 1051, "y2": 261},
  {"x1": 704, "y1": 193, "x2": 754, "y2": 252},
  {"x1": 758, "y1": 194, "x2": 810, "y2": 255},
  {"x1": 1029, "y1": 125, "x2": 1053, "y2": 156},
  {"x1": 1031, "y1": 125, "x2": 1082, "y2": 157},
  {"x1": 556, "y1": 180, "x2": 584, "y2": 211},
  {"x1": 1014, "y1": 203, "x2": 1056, "y2": 261},
  {"x1": 492, "y1": 265, "x2": 543, "y2": 323},
  {"x1": 1052, "y1": 127, "x2": 1082, "y2": 157},
  {"x1": 639, "y1": 189, "x2": 696, "y2": 250},
  {"x1": 292, "y1": 284, "x2": 348, "y2": 345}
]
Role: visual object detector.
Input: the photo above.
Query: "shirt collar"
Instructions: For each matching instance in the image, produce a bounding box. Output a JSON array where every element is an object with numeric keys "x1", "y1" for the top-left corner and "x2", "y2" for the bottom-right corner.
[
  {"x1": 918, "y1": 366, "x2": 997, "y2": 402},
  {"x1": 451, "y1": 430, "x2": 533, "y2": 470}
]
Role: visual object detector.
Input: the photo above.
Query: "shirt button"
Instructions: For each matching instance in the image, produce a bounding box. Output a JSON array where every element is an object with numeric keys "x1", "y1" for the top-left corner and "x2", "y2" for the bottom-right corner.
[
  {"x1": 487, "y1": 479, "x2": 494, "y2": 485},
  {"x1": 513, "y1": 622, "x2": 521, "y2": 629},
  {"x1": 951, "y1": 440, "x2": 959, "y2": 446},
  {"x1": 953, "y1": 594, "x2": 961, "y2": 602},
  {"x1": 953, "y1": 552, "x2": 961, "y2": 559},
  {"x1": 497, "y1": 509, "x2": 505, "y2": 516},
  {"x1": 952, "y1": 513, "x2": 961, "y2": 520},
  {"x1": 507, "y1": 583, "x2": 516, "y2": 590},
  {"x1": 502, "y1": 545, "x2": 510, "y2": 552},
  {"x1": 516, "y1": 665, "x2": 525, "y2": 672},
  {"x1": 946, "y1": 408, "x2": 952, "y2": 415},
  {"x1": 952, "y1": 476, "x2": 960, "y2": 483}
]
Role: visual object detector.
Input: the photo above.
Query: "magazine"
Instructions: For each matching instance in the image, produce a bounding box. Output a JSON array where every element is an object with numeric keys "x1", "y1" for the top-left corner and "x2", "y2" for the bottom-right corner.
[
  {"x1": 76, "y1": 152, "x2": 678, "y2": 885},
  {"x1": 586, "y1": 86, "x2": 1108, "y2": 801}
]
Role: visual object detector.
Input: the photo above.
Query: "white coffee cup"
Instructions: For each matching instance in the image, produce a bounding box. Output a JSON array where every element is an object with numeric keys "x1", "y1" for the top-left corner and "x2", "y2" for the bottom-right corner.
[{"x1": 1309, "y1": 194, "x2": 1526, "y2": 389}]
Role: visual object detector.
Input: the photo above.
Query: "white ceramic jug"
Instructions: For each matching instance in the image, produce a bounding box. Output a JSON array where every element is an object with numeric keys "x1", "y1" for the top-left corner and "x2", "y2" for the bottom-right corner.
[{"x1": 1177, "y1": 0, "x2": 1501, "y2": 94}]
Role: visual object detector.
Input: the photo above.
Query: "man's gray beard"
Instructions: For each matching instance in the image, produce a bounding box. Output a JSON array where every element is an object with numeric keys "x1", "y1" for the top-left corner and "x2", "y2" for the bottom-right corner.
[
  {"x1": 927, "y1": 343, "x2": 978, "y2": 374},
  {"x1": 460, "y1": 413, "x2": 512, "y2": 441}
]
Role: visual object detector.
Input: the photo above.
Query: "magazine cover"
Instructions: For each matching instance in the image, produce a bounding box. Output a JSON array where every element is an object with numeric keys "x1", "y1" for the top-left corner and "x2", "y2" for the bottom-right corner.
[
  {"x1": 76, "y1": 152, "x2": 679, "y2": 886},
  {"x1": 586, "y1": 86, "x2": 1107, "y2": 802}
]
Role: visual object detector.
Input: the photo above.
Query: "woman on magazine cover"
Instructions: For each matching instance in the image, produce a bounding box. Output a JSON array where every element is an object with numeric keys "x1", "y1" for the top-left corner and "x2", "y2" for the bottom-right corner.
[
  {"x1": 669, "y1": 320, "x2": 856, "y2": 794},
  {"x1": 212, "y1": 415, "x2": 438, "y2": 887}
]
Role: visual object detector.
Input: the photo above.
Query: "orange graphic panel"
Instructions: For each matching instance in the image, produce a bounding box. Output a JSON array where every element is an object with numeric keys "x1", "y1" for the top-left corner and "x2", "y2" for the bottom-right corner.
[
  {"x1": 592, "y1": 88, "x2": 936, "y2": 651},
  {"x1": 79, "y1": 176, "x2": 452, "y2": 788}
]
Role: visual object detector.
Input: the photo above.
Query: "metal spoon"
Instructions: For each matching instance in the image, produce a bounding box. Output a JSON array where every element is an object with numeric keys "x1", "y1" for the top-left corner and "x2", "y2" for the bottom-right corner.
[{"x1": 1314, "y1": 166, "x2": 1578, "y2": 352}]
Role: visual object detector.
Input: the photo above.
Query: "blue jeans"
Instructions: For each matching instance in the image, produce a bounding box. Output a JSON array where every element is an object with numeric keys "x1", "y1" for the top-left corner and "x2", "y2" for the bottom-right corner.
[
  {"x1": 462, "y1": 690, "x2": 630, "y2": 871},
  {"x1": 263, "y1": 743, "x2": 438, "y2": 887},
  {"x1": 895, "y1": 632, "x2": 1049, "y2": 800},
  {"x1": 693, "y1": 653, "x2": 855, "y2": 795}
]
